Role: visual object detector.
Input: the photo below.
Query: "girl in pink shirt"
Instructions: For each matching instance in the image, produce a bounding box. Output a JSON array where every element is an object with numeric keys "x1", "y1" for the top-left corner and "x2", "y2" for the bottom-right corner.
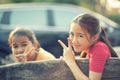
[{"x1": 58, "y1": 14, "x2": 118, "y2": 80}]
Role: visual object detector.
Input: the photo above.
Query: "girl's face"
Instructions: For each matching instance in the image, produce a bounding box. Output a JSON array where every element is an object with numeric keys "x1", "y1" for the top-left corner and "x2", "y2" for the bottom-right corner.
[
  {"x1": 11, "y1": 35, "x2": 35, "y2": 61},
  {"x1": 69, "y1": 22, "x2": 93, "y2": 53}
]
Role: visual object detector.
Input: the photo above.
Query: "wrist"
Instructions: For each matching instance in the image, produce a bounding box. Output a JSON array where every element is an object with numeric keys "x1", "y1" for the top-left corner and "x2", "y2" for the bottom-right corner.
[{"x1": 66, "y1": 60, "x2": 76, "y2": 67}]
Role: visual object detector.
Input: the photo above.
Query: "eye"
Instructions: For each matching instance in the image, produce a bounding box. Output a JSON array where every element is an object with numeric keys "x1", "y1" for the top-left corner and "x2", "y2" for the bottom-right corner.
[
  {"x1": 13, "y1": 45, "x2": 18, "y2": 48},
  {"x1": 77, "y1": 33, "x2": 84, "y2": 38},
  {"x1": 78, "y1": 35, "x2": 84, "y2": 38},
  {"x1": 22, "y1": 43, "x2": 28, "y2": 47}
]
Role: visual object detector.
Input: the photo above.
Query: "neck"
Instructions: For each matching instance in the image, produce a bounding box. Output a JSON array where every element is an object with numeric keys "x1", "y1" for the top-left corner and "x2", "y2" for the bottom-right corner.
[{"x1": 27, "y1": 51, "x2": 37, "y2": 61}]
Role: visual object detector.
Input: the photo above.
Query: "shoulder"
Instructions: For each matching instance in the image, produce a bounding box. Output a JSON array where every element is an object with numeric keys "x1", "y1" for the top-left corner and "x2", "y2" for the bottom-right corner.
[
  {"x1": 91, "y1": 41, "x2": 109, "y2": 52},
  {"x1": 37, "y1": 48, "x2": 56, "y2": 60},
  {"x1": 90, "y1": 41, "x2": 111, "y2": 58},
  {"x1": 93, "y1": 41, "x2": 108, "y2": 49}
]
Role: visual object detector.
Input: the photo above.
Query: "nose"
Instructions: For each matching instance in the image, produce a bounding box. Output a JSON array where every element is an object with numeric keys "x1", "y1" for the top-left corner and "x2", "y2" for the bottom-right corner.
[
  {"x1": 71, "y1": 36, "x2": 78, "y2": 44},
  {"x1": 17, "y1": 47, "x2": 24, "y2": 54}
]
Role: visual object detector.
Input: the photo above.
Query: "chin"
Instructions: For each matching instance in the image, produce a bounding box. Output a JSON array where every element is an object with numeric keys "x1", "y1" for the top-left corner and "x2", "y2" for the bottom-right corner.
[{"x1": 74, "y1": 49, "x2": 81, "y2": 53}]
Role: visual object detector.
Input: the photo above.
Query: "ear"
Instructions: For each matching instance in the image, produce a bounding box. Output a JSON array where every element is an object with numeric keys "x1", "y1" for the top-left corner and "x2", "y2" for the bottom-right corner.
[
  {"x1": 92, "y1": 34, "x2": 99, "y2": 41},
  {"x1": 33, "y1": 42, "x2": 38, "y2": 49}
]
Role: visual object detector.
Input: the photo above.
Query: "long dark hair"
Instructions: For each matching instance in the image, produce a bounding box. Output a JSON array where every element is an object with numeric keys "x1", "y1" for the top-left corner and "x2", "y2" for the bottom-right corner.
[
  {"x1": 99, "y1": 28, "x2": 118, "y2": 57},
  {"x1": 72, "y1": 14, "x2": 118, "y2": 57}
]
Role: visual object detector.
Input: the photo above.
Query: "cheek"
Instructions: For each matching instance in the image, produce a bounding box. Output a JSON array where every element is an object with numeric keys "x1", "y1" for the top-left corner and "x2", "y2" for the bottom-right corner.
[
  {"x1": 79, "y1": 39, "x2": 90, "y2": 48},
  {"x1": 76, "y1": 37, "x2": 84, "y2": 44},
  {"x1": 69, "y1": 35, "x2": 73, "y2": 41},
  {"x1": 83, "y1": 41, "x2": 91, "y2": 51},
  {"x1": 12, "y1": 48, "x2": 17, "y2": 55},
  {"x1": 69, "y1": 37, "x2": 73, "y2": 41}
]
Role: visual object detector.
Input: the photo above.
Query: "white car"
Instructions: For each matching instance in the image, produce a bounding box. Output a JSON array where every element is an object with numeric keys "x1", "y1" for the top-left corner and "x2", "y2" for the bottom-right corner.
[{"x1": 0, "y1": 3, "x2": 120, "y2": 64}]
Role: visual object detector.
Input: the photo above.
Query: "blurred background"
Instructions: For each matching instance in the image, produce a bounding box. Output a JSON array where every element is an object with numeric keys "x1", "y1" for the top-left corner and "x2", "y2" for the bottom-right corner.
[
  {"x1": 0, "y1": 0, "x2": 120, "y2": 65},
  {"x1": 0, "y1": 0, "x2": 120, "y2": 25}
]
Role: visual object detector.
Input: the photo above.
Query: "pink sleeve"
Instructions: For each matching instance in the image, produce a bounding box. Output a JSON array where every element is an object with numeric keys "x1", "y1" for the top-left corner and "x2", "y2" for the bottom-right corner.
[{"x1": 89, "y1": 45, "x2": 110, "y2": 73}]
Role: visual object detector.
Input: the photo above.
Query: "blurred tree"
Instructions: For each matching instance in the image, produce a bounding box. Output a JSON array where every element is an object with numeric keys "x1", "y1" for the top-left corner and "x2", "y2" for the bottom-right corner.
[
  {"x1": 51, "y1": 0, "x2": 79, "y2": 5},
  {"x1": 33, "y1": 0, "x2": 80, "y2": 5},
  {"x1": 96, "y1": 0, "x2": 107, "y2": 16},
  {"x1": 79, "y1": 0, "x2": 97, "y2": 11},
  {"x1": 0, "y1": 0, "x2": 11, "y2": 4},
  {"x1": 10, "y1": 0, "x2": 33, "y2": 3},
  {"x1": 33, "y1": 0, "x2": 54, "y2": 3}
]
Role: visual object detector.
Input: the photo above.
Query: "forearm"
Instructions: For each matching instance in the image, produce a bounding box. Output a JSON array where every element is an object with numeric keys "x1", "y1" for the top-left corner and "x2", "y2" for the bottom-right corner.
[{"x1": 66, "y1": 61, "x2": 89, "y2": 80}]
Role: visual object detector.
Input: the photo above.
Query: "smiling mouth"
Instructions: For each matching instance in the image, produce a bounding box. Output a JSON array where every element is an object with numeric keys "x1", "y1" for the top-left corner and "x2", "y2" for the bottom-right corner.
[{"x1": 73, "y1": 45, "x2": 80, "y2": 49}]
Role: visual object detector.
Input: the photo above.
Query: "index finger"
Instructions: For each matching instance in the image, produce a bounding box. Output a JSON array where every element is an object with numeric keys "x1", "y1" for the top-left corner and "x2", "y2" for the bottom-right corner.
[
  {"x1": 58, "y1": 40, "x2": 67, "y2": 49},
  {"x1": 24, "y1": 46, "x2": 35, "y2": 56}
]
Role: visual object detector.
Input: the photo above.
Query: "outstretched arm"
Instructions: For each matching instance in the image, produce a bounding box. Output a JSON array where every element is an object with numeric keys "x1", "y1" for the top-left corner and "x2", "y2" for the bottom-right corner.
[{"x1": 58, "y1": 38, "x2": 102, "y2": 80}]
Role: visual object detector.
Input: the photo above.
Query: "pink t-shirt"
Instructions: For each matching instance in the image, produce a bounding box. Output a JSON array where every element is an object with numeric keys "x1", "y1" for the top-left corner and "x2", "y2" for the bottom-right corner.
[{"x1": 86, "y1": 41, "x2": 111, "y2": 73}]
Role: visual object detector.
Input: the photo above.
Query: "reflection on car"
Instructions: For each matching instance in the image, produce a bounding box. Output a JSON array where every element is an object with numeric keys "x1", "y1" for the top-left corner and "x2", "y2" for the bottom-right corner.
[{"x1": 0, "y1": 3, "x2": 120, "y2": 65}]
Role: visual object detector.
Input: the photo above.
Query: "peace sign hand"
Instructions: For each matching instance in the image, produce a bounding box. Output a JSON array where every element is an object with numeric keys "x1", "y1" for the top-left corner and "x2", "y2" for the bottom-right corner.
[
  {"x1": 58, "y1": 38, "x2": 75, "y2": 64},
  {"x1": 15, "y1": 46, "x2": 35, "y2": 62}
]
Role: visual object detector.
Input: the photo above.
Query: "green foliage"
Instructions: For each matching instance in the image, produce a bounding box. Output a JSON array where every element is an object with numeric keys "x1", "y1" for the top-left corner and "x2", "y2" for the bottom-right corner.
[
  {"x1": 107, "y1": 13, "x2": 120, "y2": 25},
  {"x1": 33, "y1": 0, "x2": 80, "y2": 5},
  {"x1": 33, "y1": 0, "x2": 52, "y2": 2},
  {"x1": 0, "y1": 0, "x2": 11, "y2": 4},
  {"x1": 10, "y1": 0, "x2": 33, "y2": 3},
  {"x1": 51, "y1": 0, "x2": 79, "y2": 5}
]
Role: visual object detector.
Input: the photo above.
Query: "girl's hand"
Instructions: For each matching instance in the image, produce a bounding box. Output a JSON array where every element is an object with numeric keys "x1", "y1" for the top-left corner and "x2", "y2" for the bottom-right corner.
[
  {"x1": 58, "y1": 38, "x2": 75, "y2": 64},
  {"x1": 15, "y1": 54, "x2": 27, "y2": 62},
  {"x1": 15, "y1": 46, "x2": 35, "y2": 62}
]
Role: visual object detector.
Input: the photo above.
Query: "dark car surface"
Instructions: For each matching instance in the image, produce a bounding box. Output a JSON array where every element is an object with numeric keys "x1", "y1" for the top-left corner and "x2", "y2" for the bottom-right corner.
[{"x1": 0, "y1": 3, "x2": 120, "y2": 64}]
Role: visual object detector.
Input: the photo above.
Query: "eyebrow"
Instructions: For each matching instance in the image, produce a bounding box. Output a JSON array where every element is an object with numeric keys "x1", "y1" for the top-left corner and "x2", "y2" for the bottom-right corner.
[
  {"x1": 12, "y1": 41, "x2": 27, "y2": 45},
  {"x1": 76, "y1": 33, "x2": 85, "y2": 35},
  {"x1": 69, "y1": 32, "x2": 85, "y2": 35}
]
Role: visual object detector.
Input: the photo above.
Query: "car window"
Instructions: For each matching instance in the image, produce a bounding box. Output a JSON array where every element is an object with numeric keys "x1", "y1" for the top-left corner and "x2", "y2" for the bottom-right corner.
[
  {"x1": 53, "y1": 9, "x2": 79, "y2": 27},
  {"x1": 0, "y1": 12, "x2": 3, "y2": 22},
  {"x1": 99, "y1": 20, "x2": 114, "y2": 33},
  {"x1": 10, "y1": 9, "x2": 47, "y2": 28}
]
